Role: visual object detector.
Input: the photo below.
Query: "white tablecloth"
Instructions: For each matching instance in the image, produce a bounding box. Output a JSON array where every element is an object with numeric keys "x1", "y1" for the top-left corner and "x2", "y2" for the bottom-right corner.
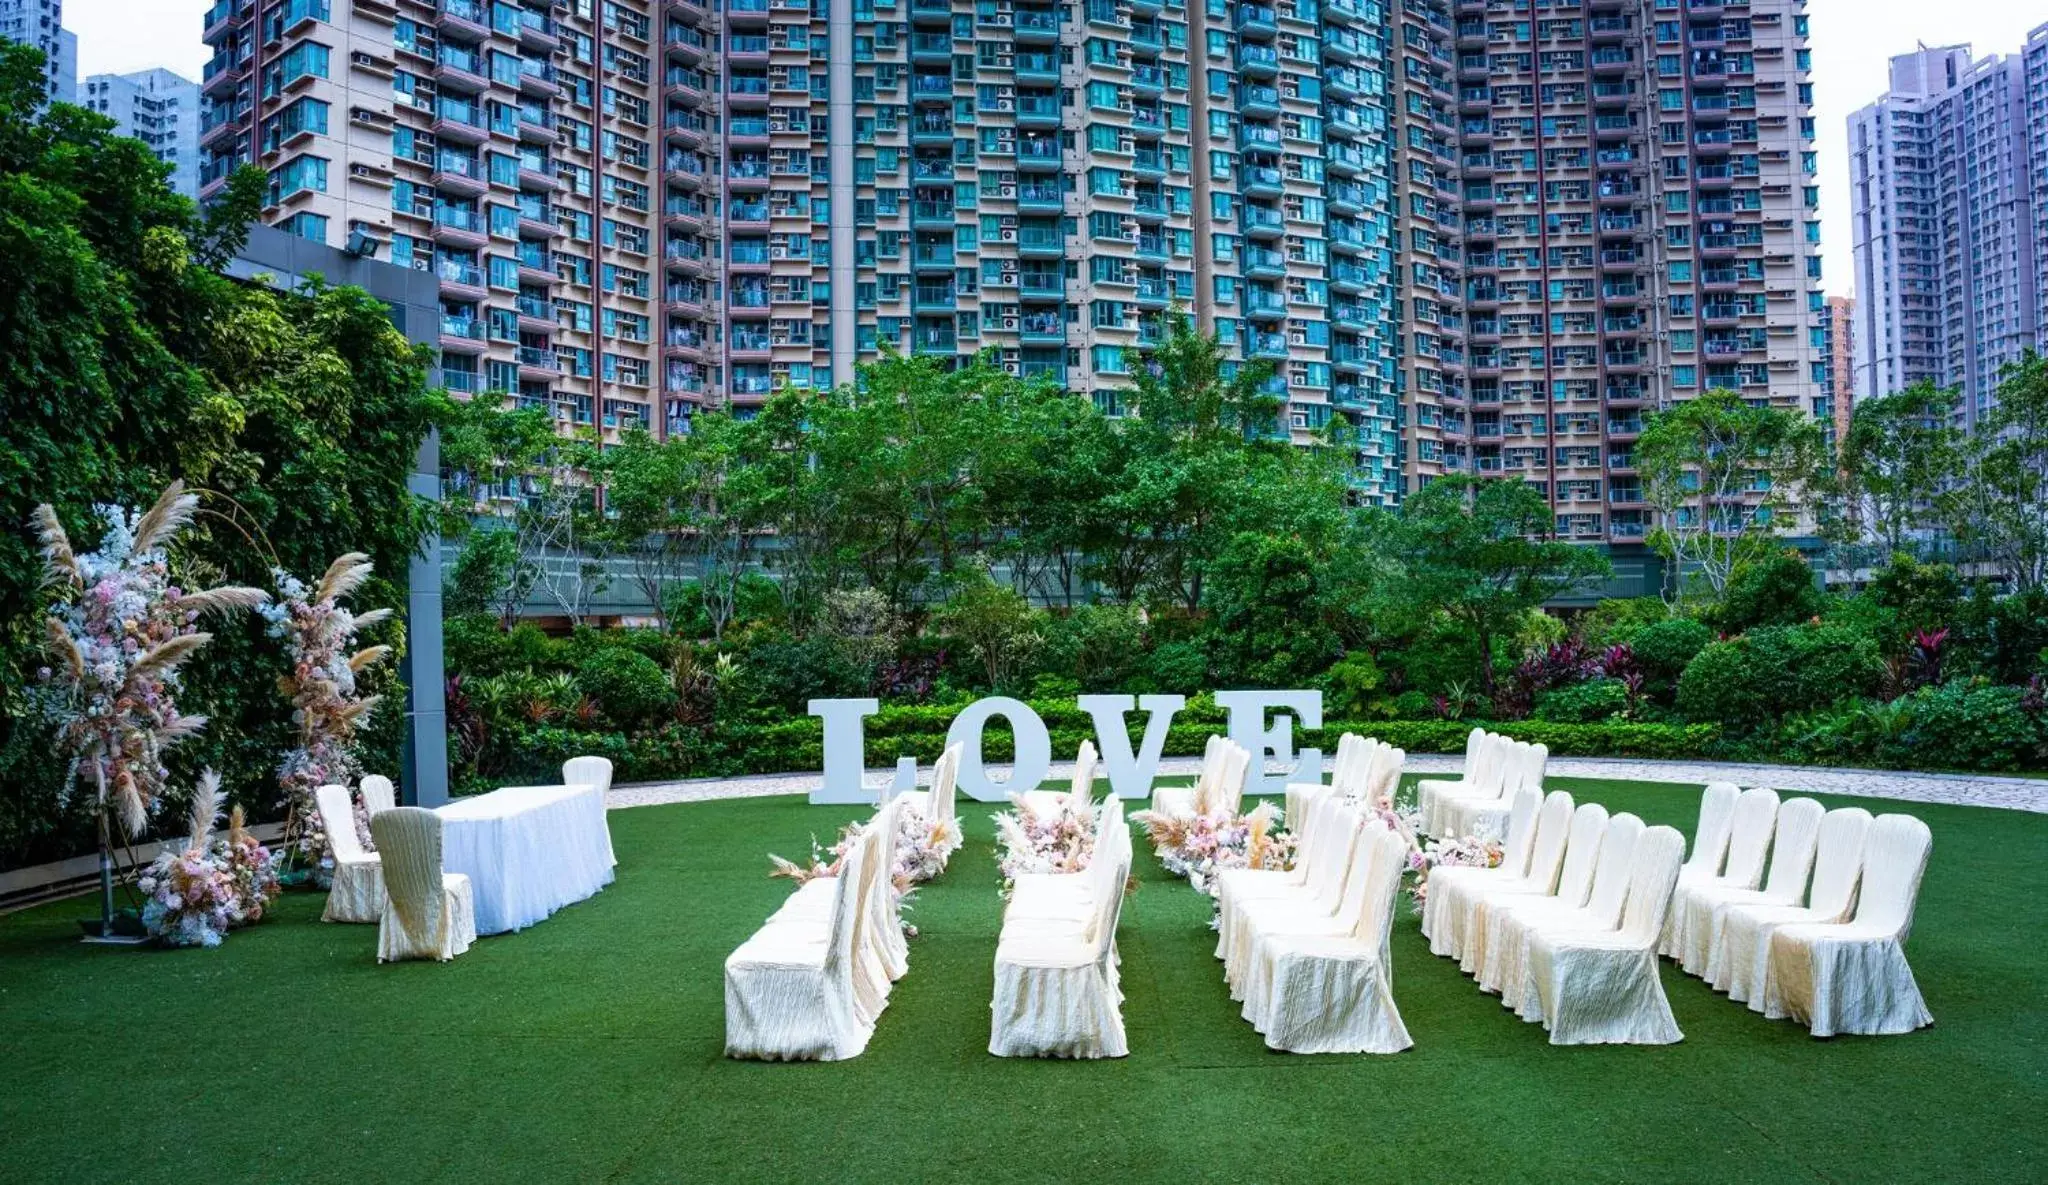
[{"x1": 438, "y1": 784, "x2": 616, "y2": 935}]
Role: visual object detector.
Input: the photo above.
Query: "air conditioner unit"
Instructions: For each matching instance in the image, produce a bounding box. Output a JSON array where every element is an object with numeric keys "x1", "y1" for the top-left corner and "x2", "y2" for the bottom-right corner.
[{"x1": 351, "y1": 51, "x2": 380, "y2": 68}]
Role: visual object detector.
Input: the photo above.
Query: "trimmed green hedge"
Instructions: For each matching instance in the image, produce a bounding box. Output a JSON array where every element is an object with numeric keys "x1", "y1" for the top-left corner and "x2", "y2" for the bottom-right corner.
[{"x1": 465, "y1": 701, "x2": 1724, "y2": 792}]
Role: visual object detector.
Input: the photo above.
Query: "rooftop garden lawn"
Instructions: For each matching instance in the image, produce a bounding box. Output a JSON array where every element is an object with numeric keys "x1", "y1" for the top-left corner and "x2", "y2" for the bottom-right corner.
[{"x1": 1, "y1": 774, "x2": 2041, "y2": 1184}]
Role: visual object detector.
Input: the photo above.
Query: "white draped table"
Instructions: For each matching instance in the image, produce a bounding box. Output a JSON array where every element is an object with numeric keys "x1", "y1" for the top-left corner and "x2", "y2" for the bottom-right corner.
[{"x1": 437, "y1": 784, "x2": 617, "y2": 935}]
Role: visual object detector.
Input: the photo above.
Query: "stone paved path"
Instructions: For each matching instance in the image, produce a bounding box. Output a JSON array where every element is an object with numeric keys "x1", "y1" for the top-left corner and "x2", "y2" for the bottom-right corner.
[{"x1": 610, "y1": 753, "x2": 2048, "y2": 814}]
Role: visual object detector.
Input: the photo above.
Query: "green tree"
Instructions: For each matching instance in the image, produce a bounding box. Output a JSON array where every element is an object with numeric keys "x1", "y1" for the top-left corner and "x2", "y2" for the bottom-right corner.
[
  {"x1": 444, "y1": 527, "x2": 530, "y2": 625},
  {"x1": 1941, "y1": 352, "x2": 2048, "y2": 592},
  {"x1": 1395, "y1": 478, "x2": 1612, "y2": 697},
  {"x1": 1636, "y1": 390, "x2": 1826, "y2": 599},
  {"x1": 1839, "y1": 380, "x2": 1959, "y2": 553}
]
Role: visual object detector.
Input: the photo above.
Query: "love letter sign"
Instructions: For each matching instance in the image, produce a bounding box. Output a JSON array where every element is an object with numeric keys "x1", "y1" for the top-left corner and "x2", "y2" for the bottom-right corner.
[{"x1": 806, "y1": 691, "x2": 1323, "y2": 804}]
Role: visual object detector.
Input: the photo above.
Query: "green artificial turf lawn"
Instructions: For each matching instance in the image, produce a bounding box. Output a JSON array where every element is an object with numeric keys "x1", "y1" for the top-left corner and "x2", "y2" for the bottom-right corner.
[{"x1": 1, "y1": 775, "x2": 2043, "y2": 1185}]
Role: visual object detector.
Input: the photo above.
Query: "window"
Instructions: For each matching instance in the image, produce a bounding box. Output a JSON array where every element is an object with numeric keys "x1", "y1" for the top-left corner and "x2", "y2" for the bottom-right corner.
[
  {"x1": 262, "y1": 42, "x2": 330, "y2": 97},
  {"x1": 280, "y1": 211, "x2": 327, "y2": 242},
  {"x1": 268, "y1": 154, "x2": 328, "y2": 202}
]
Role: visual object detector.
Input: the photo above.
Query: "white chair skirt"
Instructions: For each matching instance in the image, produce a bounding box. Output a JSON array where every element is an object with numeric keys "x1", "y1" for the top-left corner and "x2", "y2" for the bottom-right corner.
[
  {"x1": 376, "y1": 872, "x2": 476, "y2": 962},
  {"x1": 1762, "y1": 924, "x2": 1933, "y2": 1038},
  {"x1": 324, "y1": 855, "x2": 384, "y2": 923}
]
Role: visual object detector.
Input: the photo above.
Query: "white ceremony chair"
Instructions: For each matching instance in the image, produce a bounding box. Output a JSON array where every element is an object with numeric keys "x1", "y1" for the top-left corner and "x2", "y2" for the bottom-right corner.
[
  {"x1": 1361, "y1": 742, "x2": 1406, "y2": 810},
  {"x1": 1020, "y1": 739, "x2": 1098, "y2": 816},
  {"x1": 1214, "y1": 787, "x2": 1333, "y2": 962},
  {"x1": 1520, "y1": 824, "x2": 1688, "y2": 1045},
  {"x1": 563, "y1": 755, "x2": 614, "y2": 794},
  {"x1": 316, "y1": 782, "x2": 384, "y2": 924},
  {"x1": 897, "y1": 741, "x2": 962, "y2": 820},
  {"x1": 1663, "y1": 786, "x2": 1778, "y2": 959},
  {"x1": 1219, "y1": 798, "x2": 1359, "y2": 982},
  {"x1": 1433, "y1": 736, "x2": 1519, "y2": 839},
  {"x1": 1153, "y1": 735, "x2": 1226, "y2": 819},
  {"x1": 1447, "y1": 742, "x2": 1549, "y2": 841},
  {"x1": 1419, "y1": 786, "x2": 1542, "y2": 945},
  {"x1": 1007, "y1": 796, "x2": 1125, "y2": 925},
  {"x1": 1472, "y1": 803, "x2": 1610, "y2": 991},
  {"x1": 1206, "y1": 740, "x2": 1252, "y2": 817},
  {"x1": 1430, "y1": 789, "x2": 1575, "y2": 962},
  {"x1": 1711, "y1": 806, "x2": 1873, "y2": 1004},
  {"x1": 359, "y1": 775, "x2": 397, "y2": 818},
  {"x1": 725, "y1": 829, "x2": 875, "y2": 1061},
  {"x1": 1246, "y1": 826, "x2": 1414, "y2": 1055},
  {"x1": 1419, "y1": 729, "x2": 1505, "y2": 836},
  {"x1": 1458, "y1": 798, "x2": 1601, "y2": 977},
  {"x1": 1762, "y1": 813, "x2": 1934, "y2": 1037},
  {"x1": 369, "y1": 807, "x2": 476, "y2": 963},
  {"x1": 990, "y1": 841, "x2": 1132, "y2": 1059},
  {"x1": 769, "y1": 800, "x2": 905, "y2": 1018},
  {"x1": 1678, "y1": 796, "x2": 1824, "y2": 977},
  {"x1": 1494, "y1": 812, "x2": 1645, "y2": 1008},
  {"x1": 1233, "y1": 818, "x2": 1385, "y2": 1017},
  {"x1": 1286, "y1": 733, "x2": 1360, "y2": 827},
  {"x1": 1224, "y1": 803, "x2": 1369, "y2": 993},
  {"x1": 1677, "y1": 781, "x2": 1742, "y2": 891}
]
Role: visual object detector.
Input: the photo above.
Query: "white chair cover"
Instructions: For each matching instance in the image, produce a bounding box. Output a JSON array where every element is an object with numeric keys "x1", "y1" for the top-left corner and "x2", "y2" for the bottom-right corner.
[
  {"x1": 1021, "y1": 740, "x2": 1098, "y2": 816},
  {"x1": 317, "y1": 782, "x2": 384, "y2": 924},
  {"x1": 1473, "y1": 803, "x2": 1610, "y2": 992},
  {"x1": 1362, "y1": 743, "x2": 1405, "y2": 809},
  {"x1": 1521, "y1": 825, "x2": 1687, "y2": 1045},
  {"x1": 1679, "y1": 796, "x2": 1824, "y2": 977},
  {"x1": 1447, "y1": 742, "x2": 1550, "y2": 841},
  {"x1": 562, "y1": 755, "x2": 614, "y2": 794},
  {"x1": 1679, "y1": 782, "x2": 1742, "y2": 887},
  {"x1": 1663, "y1": 786, "x2": 1779, "y2": 959},
  {"x1": 1762, "y1": 813, "x2": 1934, "y2": 1037},
  {"x1": 1218, "y1": 798, "x2": 1357, "y2": 977},
  {"x1": 359, "y1": 775, "x2": 396, "y2": 817},
  {"x1": 1233, "y1": 819, "x2": 1385, "y2": 1017},
  {"x1": 1419, "y1": 786, "x2": 1541, "y2": 945},
  {"x1": 370, "y1": 807, "x2": 476, "y2": 963},
  {"x1": 725, "y1": 831, "x2": 874, "y2": 1061},
  {"x1": 1248, "y1": 826, "x2": 1413, "y2": 1055},
  {"x1": 1458, "y1": 797, "x2": 1599, "y2": 977},
  {"x1": 1495, "y1": 813, "x2": 1645, "y2": 1008},
  {"x1": 1213, "y1": 787, "x2": 1330, "y2": 962},
  {"x1": 990, "y1": 843, "x2": 1132, "y2": 1059},
  {"x1": 1212, "y1": 741, "x2": 1251, "y2": 816},
  {"x1": 1431, "y1": 789, "x2": 1574, "y2": 962},
  {"x1": 1287, "y1": 734, "x2": 1362, "y2": 825},
  {"x1": 1416, "y1": 728, "x2": 1491, "y2": 834},
  {"x1": 1224, "y1": 805, "x2": 1367, "y2": 993},
  {"x1": 1711, "y1": 807, "x2": 1873, "y2": 1003}
]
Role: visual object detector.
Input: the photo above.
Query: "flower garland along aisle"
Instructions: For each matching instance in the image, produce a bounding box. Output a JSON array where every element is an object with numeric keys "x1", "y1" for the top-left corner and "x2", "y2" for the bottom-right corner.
[
  {"x1": 29, "y1": 482, "x2": 268, "y2": 937},
  {"x1": 1131, "y1": 801, "x2": 1295, "y2": 899},
  {"x1": 259, "y1": 553, "x2": 393, "y2": 882},
  {"x1": 766, "y1": 803, "x2": 956, "y2": 937},
  {"x1": 991, "y1": 791, "x2": 1097, "y2": 898},
  {"x1": 136, "y1": 771, "x2": 282, "y2": 947}
]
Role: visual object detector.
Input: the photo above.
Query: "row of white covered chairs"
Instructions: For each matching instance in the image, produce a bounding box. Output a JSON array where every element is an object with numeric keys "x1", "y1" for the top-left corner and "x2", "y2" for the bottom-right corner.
[
  {"x1": 1284, "y1": 732, "x2": 1405, "y2": 828},
  {"x1": 1416, "y1": 728, "x2": 1549, "y2": 840},
  {"x1": 1214, "y1": 787, "x2": 1413, "y2": 1053},
  {"x1": 990, "y1": 793, "x2": 1132, "y2": 1058},
  {"x1": 1425, "y1": 786, "x2": 1692, "y2": 1044},
  {"x1": 725, "y1": 796, "x2": 911, "y2": 1060},
  {"x1": 1660, "y1": 782, "x2": 1934, "y2": 1037},
  {"x1": 1149, "y1": 734, "x2": 1252, "y2": 819}
]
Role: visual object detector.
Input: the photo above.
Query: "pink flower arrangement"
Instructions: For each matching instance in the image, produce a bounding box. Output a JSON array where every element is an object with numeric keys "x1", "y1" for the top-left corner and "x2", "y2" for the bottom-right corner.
[
  {"x1": 136, "y1": 771, "x2": 279, "y2": 947},
  {"x1": 1133, "y1": 802, "x2": 1295, "y2": 898},
  {"x1": 991, "y1": 794, "x2": 1098, "y2": 896},
  {"x1": 257, "y1": 554, "x2": 393, "y2": 871}
]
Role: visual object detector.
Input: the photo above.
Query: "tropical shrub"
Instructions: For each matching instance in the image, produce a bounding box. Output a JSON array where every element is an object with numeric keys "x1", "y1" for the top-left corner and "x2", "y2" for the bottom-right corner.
[
  {"x1": 1535, "y1": 678, "x2": 1631, "y2": 724},
  {"x1": 1711, "y1": 549, "x2": 1826, "y2": 633},
  {"x1": 1629, "y1": 617, "x2": 1714, "y2": 698},
  {"x1": 1676, "y1": 623, "x2": 1885, "y2": 731},
  {"x1": 575, "y1": 648, "x2": 675, "y2": 728}
]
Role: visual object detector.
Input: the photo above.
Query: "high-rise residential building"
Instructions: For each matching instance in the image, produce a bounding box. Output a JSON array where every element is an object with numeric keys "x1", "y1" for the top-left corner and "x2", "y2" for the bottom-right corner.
[
  {"x1": 1441, "y1": 0, "x2": 1826, "y2": 543},
  {"x1": 1825, "y1": 291, "x2": 1851, "y2": 442},
  {"x1": 1, "y1": 0, "x2": 74, "y2": 101},
  {"x1": 80, "y1": 68, "x2": 203, "y2": 197},
  {"x1": 200, "y1": 0, "x2": 1824, "y2": 532},
  {"x1": 1850, "y1": 28, "x2": 2048, "y2": 430}
]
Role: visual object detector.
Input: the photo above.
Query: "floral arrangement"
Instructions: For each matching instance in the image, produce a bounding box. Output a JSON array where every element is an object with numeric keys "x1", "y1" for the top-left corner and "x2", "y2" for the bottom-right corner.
[
  {"x1": 766, "y1": 805, "x2": 947, "y2": 938},
  {"x1": 1406, "y1": 834, "x2": 1505, "y2": 911},
  {"x1": 257, "y1": 553, "x2": 392, "y2": 871},
  {"x1": 1132, "y1": 801, "x2": 1294, "y2": 898},
  {"x1": 136, "y1": 771, "x2": 278, "y2": 948},
  {"x1": 991, "y1": 793, "x2": 1097, "y2": 897},
  {"x1": 31, "y1": 483, "x2": 267, "y2": 844}
]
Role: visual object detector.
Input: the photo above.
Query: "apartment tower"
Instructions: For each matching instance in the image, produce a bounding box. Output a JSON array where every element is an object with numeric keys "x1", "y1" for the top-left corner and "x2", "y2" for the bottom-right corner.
[
  {"x1": 201, "y1": 0, "x2": 1824, "y2": 526},
  {"x1": 1850, "y1": 27, "x2": 2048, "y2": 430},
  {"x1": 80, "y1": 68, "x2": 204, "y2": 197}
]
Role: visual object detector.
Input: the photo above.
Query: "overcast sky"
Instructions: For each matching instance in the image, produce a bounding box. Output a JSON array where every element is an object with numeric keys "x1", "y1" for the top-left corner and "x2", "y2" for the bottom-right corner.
[{"x1": 58, "y1": 0, "x2": 2048, "y2": 301}]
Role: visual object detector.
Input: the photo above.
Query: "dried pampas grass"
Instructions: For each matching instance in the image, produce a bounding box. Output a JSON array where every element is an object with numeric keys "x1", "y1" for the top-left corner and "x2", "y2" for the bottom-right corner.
[
  {"x1": 30, "y1": 504, "x2": 78, "y2": 588},
  {"x1": 130, "y1": 480, "x2": 199, "y2": 557},
  {"x1": 315, "y1": 552, "x2": 373, "y2": 604}
]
